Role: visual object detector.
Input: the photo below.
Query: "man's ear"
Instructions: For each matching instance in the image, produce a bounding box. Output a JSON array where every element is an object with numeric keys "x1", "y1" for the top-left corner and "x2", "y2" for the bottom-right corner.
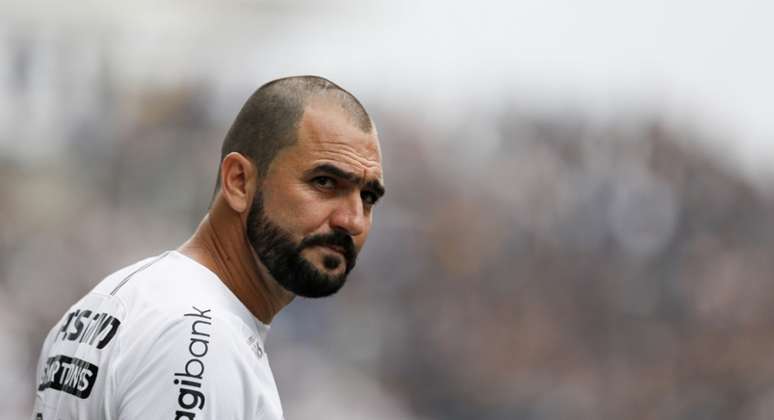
[{"x1": 219, "y1": 152, "x2": 257, "y2": 214}]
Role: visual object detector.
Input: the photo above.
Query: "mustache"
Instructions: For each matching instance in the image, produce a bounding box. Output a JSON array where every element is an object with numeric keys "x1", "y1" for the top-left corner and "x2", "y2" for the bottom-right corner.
[{"x1": 298, "y1": 231, "x2": 357, "y2": 263}]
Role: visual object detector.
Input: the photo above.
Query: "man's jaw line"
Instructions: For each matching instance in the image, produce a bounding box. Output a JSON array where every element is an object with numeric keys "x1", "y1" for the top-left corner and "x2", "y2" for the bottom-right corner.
[
  {"x1": 177, "y1": 208, "x2": 295, "y2": 325},
  {"x1": 247, "y1": 240, "x2": 298, "y2": 303}
]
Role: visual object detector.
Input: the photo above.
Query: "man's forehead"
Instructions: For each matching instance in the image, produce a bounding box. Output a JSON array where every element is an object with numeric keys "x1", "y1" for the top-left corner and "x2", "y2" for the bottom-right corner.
[
  {"x1": 296, "y1": 99, "x2": 383, "y2": 176},
  {"x1": 300, "y1": 97, "x2": 376, "y2": 140}
]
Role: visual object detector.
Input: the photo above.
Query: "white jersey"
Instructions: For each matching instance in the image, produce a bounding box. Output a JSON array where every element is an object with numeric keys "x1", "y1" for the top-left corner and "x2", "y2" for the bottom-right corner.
[{"x1": 32, "y1": 251, "x2": 284, "y2": 420}]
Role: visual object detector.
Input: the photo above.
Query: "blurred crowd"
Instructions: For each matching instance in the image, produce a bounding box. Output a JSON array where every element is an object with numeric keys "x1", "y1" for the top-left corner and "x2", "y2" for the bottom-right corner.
[
  {"x1": 362, "y1": 105, "x2": 774, "y2": 420},
  {"x1": 3, "y1": 43, "x2": 774, "y2": 420}
]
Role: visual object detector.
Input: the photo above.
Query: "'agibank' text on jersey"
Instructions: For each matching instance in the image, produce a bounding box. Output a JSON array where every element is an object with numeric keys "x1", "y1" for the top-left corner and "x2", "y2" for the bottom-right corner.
[{"x1": 32, "y1": 251, "x2": 284, "y2": 419}]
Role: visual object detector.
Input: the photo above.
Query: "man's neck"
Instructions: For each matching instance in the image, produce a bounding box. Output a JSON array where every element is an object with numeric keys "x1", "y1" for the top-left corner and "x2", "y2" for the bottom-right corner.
[{"x1": 178, "y1": 202, "x2": 294, "y2": 324}]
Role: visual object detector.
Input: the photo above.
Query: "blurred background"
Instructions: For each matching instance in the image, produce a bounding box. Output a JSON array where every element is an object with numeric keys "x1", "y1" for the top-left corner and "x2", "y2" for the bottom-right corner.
[{"x1": 2, "y1": 1, "x2": 774, "y2": 419}]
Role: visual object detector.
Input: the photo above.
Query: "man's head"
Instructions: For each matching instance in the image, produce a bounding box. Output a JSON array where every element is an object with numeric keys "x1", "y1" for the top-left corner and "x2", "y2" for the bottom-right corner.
[{"x1": 215, "y1": 76, "x2": 384, "y2": 298}]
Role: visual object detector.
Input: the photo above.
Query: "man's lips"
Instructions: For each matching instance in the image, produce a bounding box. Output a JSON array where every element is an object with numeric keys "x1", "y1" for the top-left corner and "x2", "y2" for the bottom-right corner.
[{"x1": 322, "y1": 245, "x2": 347, "y2": 257}]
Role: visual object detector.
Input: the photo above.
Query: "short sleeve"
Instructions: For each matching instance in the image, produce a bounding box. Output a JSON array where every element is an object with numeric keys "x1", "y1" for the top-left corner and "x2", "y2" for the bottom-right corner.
[{"x1": 111, "y1": 306, "x2": 280, "y2": 419}]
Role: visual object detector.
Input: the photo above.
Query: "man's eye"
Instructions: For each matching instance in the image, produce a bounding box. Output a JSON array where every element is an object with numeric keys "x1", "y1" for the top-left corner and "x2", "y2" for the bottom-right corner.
[
  {"x1": 312, "y1": 176, "x2": 336, "y2": 189},
  {"x1": 361, "y1": 191, "x2": 378, "y2": 206}
]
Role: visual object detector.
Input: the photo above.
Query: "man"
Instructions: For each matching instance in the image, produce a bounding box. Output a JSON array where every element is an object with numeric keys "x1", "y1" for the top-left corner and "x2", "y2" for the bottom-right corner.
[{"x1": 31, "y1": 76, "x2": 385, "y2": 419}]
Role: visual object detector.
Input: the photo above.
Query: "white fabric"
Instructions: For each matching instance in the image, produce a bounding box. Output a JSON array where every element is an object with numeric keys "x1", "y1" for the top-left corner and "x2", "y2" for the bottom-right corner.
[{"x1": 32, "y1": 251, "x2": 284, "y2": 420}]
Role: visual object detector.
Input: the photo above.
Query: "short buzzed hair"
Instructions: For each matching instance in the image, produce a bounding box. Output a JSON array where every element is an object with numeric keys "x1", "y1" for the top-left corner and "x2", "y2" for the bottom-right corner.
[{"x1": 213, "y1": 75, "x2": 372, "y2": 195}]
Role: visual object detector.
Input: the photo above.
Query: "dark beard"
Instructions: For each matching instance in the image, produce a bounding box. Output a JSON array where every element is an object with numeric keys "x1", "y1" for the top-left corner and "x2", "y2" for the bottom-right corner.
[{"x1": 246, "y1": 193, "x2": 357, "y2": 298}]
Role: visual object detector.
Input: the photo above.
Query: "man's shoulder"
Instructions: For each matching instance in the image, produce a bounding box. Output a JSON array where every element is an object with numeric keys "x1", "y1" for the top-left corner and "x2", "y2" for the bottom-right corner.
[
  {"x1": 94, "y1": 251, "x2": 231, "y2": 316},
  {"x1": 55, "y1": 250, "x2": 251, "y2": 355},
  {"x1": 92, "y1": 251, "x2": 260, "y2": 347}
]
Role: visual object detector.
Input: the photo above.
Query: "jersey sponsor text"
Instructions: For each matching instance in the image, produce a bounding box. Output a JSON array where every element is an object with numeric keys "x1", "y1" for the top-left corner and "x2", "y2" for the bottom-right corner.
[
  {"x1": 173, "y1": 306, "x2": 212, "y2": 419},
  {"x1": 57, "y1": 309, "x2": 121, "y2": 350},
  {"x1": 38, "y1": 355, "x2": 99, "y2": 399}
]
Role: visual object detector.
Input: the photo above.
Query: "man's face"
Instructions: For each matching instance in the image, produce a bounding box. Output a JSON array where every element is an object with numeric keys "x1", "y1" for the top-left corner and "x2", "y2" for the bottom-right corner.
[{"x1": 246, "y1": 98, "x2": 384, "y2": 298}]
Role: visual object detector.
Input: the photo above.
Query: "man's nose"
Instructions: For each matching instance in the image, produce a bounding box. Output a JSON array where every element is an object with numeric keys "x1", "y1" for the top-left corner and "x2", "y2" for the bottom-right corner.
[{"x1": 329, "y1": 193, "x2": 367, "y2": 237}]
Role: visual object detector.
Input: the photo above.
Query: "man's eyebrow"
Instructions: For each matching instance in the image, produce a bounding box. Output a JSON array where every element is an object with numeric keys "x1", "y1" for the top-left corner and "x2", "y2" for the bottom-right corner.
[{"x1": 305, "y1": 163, "x2": 385, "y2": 197}]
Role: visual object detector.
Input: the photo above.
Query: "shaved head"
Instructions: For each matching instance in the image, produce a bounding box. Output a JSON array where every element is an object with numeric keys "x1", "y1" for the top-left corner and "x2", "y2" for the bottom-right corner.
[{"x1": 214, "y1": 75, "x2": 373, "y2": 195}]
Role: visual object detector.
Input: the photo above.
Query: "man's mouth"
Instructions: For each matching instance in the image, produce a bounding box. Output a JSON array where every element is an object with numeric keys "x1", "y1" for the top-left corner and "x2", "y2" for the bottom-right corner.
[{"x1": 322, "y1": 245, "x2": 347, "y2": 257}]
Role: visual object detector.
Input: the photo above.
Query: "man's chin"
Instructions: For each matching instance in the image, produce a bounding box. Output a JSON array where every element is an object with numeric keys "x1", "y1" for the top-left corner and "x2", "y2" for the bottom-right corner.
[
  {"x1": 285, "y1": 279, "x2": 346, "y2": 298},
  {"x1": 270, "y1": 259, "x2": 347, "y2": 298}
]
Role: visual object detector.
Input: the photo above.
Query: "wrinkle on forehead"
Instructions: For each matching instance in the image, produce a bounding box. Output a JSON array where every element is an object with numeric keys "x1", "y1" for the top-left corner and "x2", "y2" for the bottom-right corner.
[
  {"x1": 312, "y1": 141, "x2": 381, "y2": 167},
  {"x1": 299, "y1": 102, "x2": 383, "y2": 180},
  {"x1": 310, "y1": 151, "x2": 383, "y2": 185}
]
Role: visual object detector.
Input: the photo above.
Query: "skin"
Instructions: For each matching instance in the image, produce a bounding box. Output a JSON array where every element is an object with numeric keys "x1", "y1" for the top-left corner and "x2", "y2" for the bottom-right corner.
[{"x1": 179, "y1": 96, "x2": 384, "y2": 324}]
